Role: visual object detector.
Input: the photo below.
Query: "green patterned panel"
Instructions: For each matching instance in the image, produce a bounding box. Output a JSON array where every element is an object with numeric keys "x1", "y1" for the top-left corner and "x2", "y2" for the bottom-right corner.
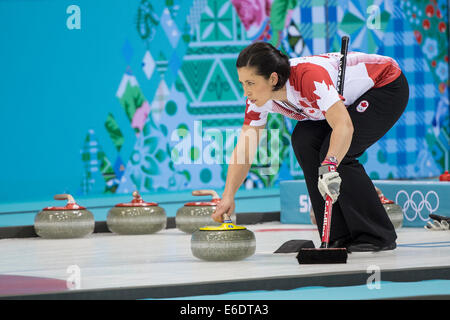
[
  {"x1": 104, "y1": 113, "x2": 124, "y2": 152},
  {"x1": 186, "y1": 45, "x2": 248, "y2": 55},
  {"x1": 118, "y1": 82, "x2": 146, "y2": 124},
  {"x1": 204, "y1": 64, "x2": 235, "y2": 101},
  {"x1": 186, "y1": 104, "x2": 245, "y2": 115},
  {"x1": 222, "y1": 58, "x2": 243, "y2": 97},
  {"x1": 340, "y1": 13, "x2": 364, "y2": 35},
  {"x1": 199, "y1": 0, "x2": 234, "y2": 42},
  {"x1": 181, "y1": 60, "x2": 215, "y2": 99}
]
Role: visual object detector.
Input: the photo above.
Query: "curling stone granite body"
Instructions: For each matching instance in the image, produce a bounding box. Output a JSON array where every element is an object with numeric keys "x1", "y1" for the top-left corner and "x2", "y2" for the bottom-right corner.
[
  {"x1": 383, "y1": 202, "x2": 403, "y2": 229},
  {"x1": 376, "y1": 189, "x2": 403, "y2": 229},
  {"x1": 107, "y1": 191, "x2": 166, "y2": 235},
  {"x1": 191, "y1": 222, "x2": 256, "y2": 261},
  {"x1": 176, "y1": 190, "x2": 236, "y2": 234},
  {"x1": 34, "y1": 194, "x2": 94, "y2": 239}
]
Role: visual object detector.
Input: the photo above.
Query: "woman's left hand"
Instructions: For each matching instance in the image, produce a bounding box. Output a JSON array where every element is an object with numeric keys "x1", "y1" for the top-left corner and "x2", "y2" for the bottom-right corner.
[{"x1": 317, "y1": 164, "x2": 341, "y2": 203}]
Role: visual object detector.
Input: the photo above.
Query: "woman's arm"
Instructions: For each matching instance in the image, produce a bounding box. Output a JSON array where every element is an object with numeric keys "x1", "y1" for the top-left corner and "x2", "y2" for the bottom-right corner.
[
  {"x1": 211, "y1": 124, "x2": 265, "y2": 222},
  {"x1": 222, "y1": 124, "x2": 265, "y2": 197},
  {"x1": 324, "y1": 100, "x2": 354, "y2": 165}
]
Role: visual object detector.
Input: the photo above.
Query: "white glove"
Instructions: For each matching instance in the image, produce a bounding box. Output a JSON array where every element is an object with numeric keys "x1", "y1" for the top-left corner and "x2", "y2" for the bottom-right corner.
[
  {"x1": 425, "y1": 214, "x2": 450, "y2": 231},
  {"x1": 318, "y1": 164, "x2": 341, "y2": 204},
  {"x1": 425, "y1": 219, "x2": 449, "y2": 231},
  {"x1": 425, "y1": 220, "x2": 449, "y2": 231}
]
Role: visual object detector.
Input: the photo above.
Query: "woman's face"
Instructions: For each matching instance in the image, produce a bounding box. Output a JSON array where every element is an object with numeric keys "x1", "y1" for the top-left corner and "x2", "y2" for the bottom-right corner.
[{"x1": 237, "y1": 67, "x2": 276, "y2": 107}]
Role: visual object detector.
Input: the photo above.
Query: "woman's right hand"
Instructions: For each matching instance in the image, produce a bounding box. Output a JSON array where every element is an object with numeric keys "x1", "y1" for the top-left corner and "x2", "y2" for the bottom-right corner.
[{"x1": 211, "y1": 195, "x2": 235, "y2": 223}]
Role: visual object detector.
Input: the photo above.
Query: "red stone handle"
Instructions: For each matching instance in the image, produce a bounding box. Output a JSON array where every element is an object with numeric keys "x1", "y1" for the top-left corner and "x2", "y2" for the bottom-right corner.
[
  {"x1": 54, "y1": 194, "x2": 75, "y2": 204},
  {"x1": 192, "y1": 189, "x2": 220, "y2": 200},
  {"x1": 131, "y1": 190, "x2": 144, "y2": 203}
]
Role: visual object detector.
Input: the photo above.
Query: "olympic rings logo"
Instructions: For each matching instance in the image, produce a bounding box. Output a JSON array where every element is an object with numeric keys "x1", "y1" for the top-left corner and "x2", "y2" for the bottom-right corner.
[{"x1": 395, "y1": 190, "x2": 439, "y2": 222}]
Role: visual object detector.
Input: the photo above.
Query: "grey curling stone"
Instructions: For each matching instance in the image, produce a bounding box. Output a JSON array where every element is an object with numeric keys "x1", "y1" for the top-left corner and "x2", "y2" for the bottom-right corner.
[
  {"x1": 375, "y1": 187, "x2": 403, "y2": 229},
  {"x1": 176, "y1": 189, "x2": 236, "y2": 234},
  {"x1": 34, "y1": 194, "x2": 94, "y2": 239},
  {"x1": 191, "y1": 215, "x2": 256, "y2": 261},
  {"x1": 382, "y1": 199, "x2": 403, "y2": 229},
  {"x1": 107, "y1": 191, "x2": 166, "y2": 235}
]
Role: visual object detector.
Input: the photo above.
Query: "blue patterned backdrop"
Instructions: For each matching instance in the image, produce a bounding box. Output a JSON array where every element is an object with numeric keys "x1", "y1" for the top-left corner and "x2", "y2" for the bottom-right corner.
[{"x1": 0, "y1": 0, "x2": 448, "y2": 203}]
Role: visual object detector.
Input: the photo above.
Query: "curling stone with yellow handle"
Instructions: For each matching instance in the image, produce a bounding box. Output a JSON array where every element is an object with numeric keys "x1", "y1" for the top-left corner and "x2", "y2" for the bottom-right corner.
[
  {"x1": 34, "y1": 194, "x2": 95, "y2": 239},
  {"x1": 107, "y1": 191, "x2": 166, "y2": 235},
  {"x1": 190, "y1": 214, "x2": 256, "y2": 261},
  {"x1": 176, "y1": 189, "x2": 236, "y2": 234}
]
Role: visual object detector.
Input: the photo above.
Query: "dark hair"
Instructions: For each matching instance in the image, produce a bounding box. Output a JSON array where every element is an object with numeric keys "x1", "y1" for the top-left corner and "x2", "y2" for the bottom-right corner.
[{"x1": 236, "y1": 41, "x2": 290, "y2": 91}]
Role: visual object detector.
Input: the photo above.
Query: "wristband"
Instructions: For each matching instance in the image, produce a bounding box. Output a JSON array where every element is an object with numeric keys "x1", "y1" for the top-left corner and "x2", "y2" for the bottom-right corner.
[
  {"x1": 318, "y1": 163, "x2": 337, "y2": 175},
  {"x1": 321, "y1": 156, "x2": 338, "y2": 166}
]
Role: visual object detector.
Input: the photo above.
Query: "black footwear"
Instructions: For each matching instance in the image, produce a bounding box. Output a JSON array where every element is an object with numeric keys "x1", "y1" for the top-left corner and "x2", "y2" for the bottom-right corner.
[
  {"x1": 347, "y1": 242, "x2": 396, "y2": 253},
  {"x1": 328, "y1": 237, "x2": 352, "y2": 249}
]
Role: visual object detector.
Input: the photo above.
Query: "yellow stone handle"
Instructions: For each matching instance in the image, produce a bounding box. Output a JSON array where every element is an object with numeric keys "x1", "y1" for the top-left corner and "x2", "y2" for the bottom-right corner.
[{"x1": 200, "y1": 213, "x2": 246, "y2": 230}]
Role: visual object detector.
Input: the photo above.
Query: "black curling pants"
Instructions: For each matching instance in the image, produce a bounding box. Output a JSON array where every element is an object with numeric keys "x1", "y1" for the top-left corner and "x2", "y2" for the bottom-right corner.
[{"x1": 291, "y1": 72, "x2": 409, "y2": 247}]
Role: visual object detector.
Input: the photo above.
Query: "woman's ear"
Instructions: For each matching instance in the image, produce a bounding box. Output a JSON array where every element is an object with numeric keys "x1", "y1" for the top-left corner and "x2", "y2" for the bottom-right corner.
[{"x1": 270, "y1": 72, "x2": 278, "y2": 86}]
